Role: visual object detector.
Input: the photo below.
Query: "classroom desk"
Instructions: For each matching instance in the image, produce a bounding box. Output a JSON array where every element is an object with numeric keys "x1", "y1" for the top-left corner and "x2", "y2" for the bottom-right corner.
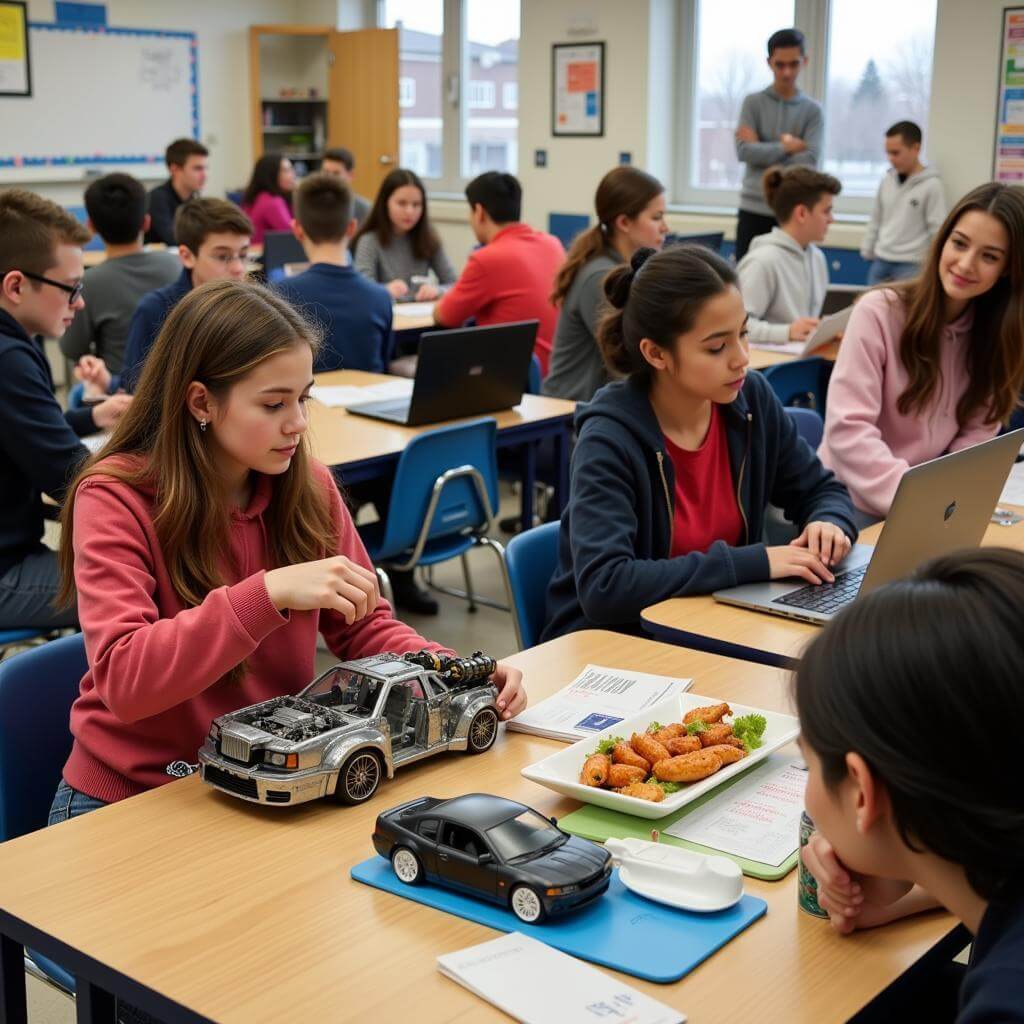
[
  {"x1": 642, "y1": 504, "x2": 1024, "y2": 668},
  {"x1": 0, "y1": 630, "x2": 958, "y2": 1023},
  {"x1": 308, "y1": 370, "x2": 575, "y2": 532},
  {"x1": 392, "y1": 307, "x2": 436, "y2": 332},
  {"x1": 748, "y1": 339, "x2": 840, "y2": 370}
]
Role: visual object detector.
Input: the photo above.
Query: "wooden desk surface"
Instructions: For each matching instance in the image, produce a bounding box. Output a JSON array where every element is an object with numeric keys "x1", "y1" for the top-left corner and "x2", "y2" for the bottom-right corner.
[
  {"x1": 748, "y1": 340, "x2": 840, "y2": 370},
  {"x1": 643, "y1": 504, "x2": 1024, "y2": 662},
  {"x1": 307, "y1": 369, "x2": 575, "y2": 468},
  {"x1": 392, "y1": 308, "x2": 436, "y2": 331},
  {"x1": 0, "y1": 631, "x2": 953, "y2": 1023}
]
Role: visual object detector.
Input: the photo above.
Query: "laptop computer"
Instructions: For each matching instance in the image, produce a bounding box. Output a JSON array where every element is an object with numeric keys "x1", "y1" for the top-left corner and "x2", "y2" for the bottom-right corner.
[
  {"x1": 713, "y1": 428, "x2": 1024, "y2": 625},
  {"x1": 346, "y1": 321, "x2": 538, "y2": 427}
]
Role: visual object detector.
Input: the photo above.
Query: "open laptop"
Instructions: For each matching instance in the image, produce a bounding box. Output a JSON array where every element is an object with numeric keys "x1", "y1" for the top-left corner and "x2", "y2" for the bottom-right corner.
[
  {"x1": 346, "y1": 321, "x2": 538, "y2": 427},
  {"x1": 713, "y1": 428, "x2": 1024, "y2": 625}
]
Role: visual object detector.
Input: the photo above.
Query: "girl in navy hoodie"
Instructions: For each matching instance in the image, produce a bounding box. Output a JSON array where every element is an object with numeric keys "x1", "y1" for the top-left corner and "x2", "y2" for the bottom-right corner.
[{"x1": 542, "y1": 244, "x2": 857, "y2": 640}]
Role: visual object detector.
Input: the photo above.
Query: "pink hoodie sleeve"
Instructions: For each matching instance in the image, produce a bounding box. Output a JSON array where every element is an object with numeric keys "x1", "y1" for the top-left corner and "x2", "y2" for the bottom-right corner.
[
  {"x1": 947, "y1": 407, "x2": 1001, "y2": 455},
  {"x1": 821, "y1": 293, "x2": 910, "y2": 517},
  {"x1": 73, "y1": 478, "x2": 290, "y2": 724}
]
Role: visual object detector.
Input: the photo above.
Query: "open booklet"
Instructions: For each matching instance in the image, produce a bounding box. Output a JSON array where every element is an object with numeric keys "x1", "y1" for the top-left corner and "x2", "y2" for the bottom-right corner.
[
  {"x1": 506, "y1": 664, "x2": 693, "y2": 742},
  {"x1": 751, "y1": 303, "x2": 853, "y2": 357}
]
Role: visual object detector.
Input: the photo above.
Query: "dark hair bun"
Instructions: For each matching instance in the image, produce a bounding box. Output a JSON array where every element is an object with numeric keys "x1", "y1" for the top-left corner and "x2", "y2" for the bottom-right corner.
[{"x1": 762, "y1": 166, "x2": 785, "y2": 204}]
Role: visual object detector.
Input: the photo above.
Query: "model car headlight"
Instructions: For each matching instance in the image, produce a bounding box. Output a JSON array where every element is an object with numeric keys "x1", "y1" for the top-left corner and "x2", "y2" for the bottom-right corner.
[
  {"x1": 545, "y1": 884, "x2": 578, "y2": 896},
  {"x1": 264, "y1": 752, "x2": 299, "y2": 769}
]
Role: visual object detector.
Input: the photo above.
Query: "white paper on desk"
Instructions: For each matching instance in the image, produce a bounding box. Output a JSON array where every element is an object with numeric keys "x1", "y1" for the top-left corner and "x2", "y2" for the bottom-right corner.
[
  {"x1": 1000, "y1": 459, "x2": 1024, "y2": 506},
  {"x1": 506, "y1": 664, "x2": 693, "y2": 743},
  {"x1": 802, "y1": 304, "x2": 852, "y2": 354},
  {"x1": 393, "y1": 301, "x2": 435, "y2": 318},
  {"x1": 437, "y1": 932, "x2": 685, "y2": 1024},
  {"x1": 665, "y1": 756, "x2": 807, "y2": 867},
  {"x1": 81, "y1": 433, "x2": 109, "y2": 454},
  {"x1": 751, "y1": 339, "x2": 804, "y2": 356},
  {"x1": 310, "y1": 380, "x2": 413, "y2": 409}
]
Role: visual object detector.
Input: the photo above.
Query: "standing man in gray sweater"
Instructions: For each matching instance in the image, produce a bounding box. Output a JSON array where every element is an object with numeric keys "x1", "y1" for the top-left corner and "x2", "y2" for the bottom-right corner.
[{"x1": 734, "y1": 28, "x2": 823, "y2": 262}]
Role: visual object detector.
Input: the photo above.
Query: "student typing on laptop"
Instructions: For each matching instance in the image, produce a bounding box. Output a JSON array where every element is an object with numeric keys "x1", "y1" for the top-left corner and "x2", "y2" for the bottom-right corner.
[{"x1": 541, "y1": 245, "x2": 857, "y2": 642}]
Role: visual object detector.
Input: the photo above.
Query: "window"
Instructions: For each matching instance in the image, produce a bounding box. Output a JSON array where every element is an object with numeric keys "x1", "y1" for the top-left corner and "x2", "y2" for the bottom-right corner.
[
  {"x1": 399, "y1": 76, "x2": 416, "y2": 108},
  {"x1": 502, "y1": 82, "x2": 518, "y2": 110},
  {"x1": 467, "y1": 80, "x2": 496, "y2": 109},
  {"x1": 823, "y1": 0, "x2": 937, "y2": 196},
  {"x1": 417, "y1": 818, "x2": 440, "y2": 842}
]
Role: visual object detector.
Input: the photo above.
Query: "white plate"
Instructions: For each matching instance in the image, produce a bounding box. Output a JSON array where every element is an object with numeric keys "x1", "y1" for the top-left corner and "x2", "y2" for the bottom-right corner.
[{"x1": 520, "y1": 693, "x2": 799, "y2": 820}]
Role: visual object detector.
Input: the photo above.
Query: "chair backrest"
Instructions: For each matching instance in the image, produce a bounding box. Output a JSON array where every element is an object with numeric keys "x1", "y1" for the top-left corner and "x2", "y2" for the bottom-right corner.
[
  {"x1": 374, "y1": 418, "x2": 500, "y2": 562},
  {"x1": 261, "y1": 230, "x2": 306, "y2": 275},
  {"x1": 527, "y1": 353, "x2": 542, "y2": 395},
  {"x1": 0, "y1": 633, "x2": 87, "y2": 841},
  {"x1": 505, "y1": 521, "x2": 561, "y2": 649},
  {"x1": 785, "y1": 407, "x2": 824, "y2": 448},
  {"x1": 760, "y1": 357, "x2": 833, "y2": 412}
]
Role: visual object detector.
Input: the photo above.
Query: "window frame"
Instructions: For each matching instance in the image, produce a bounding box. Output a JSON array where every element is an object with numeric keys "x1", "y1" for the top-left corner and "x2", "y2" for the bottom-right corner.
[{"x1": 398, "y1": 75, "x2": 417, "y2": 108}]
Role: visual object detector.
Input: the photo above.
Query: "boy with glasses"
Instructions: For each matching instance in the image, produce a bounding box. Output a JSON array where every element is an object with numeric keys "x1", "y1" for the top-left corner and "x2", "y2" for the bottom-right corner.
[{"x1": 0, "y1": 189, "x2": 133, "y2": 629}]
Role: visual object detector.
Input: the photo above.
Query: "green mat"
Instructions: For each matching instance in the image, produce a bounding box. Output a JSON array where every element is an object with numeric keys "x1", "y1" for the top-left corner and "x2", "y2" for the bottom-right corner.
[{"x1": 558, "y1": 755, "x2": 798, "y2": 881}]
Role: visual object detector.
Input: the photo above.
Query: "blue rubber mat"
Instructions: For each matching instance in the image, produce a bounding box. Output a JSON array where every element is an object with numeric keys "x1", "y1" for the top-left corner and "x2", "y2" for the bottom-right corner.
[{"x1": 351, "y1": 855, "x2": 767, "y2": 983}]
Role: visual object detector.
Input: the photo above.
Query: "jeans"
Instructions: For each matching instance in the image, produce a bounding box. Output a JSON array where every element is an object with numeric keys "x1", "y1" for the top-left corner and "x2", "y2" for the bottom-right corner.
[
  {"x1": 47, "y1": 778, "x2": 107, "y2": 825},
  {"x1": 734, "y1": 210, "x2": 778, "y2": 262},
  {"x1": 0, "y1": 547, "x2": 78, "y2": 631},
  {"x1": 867, "y1": 259, "x2": 919, "y2": 285}
]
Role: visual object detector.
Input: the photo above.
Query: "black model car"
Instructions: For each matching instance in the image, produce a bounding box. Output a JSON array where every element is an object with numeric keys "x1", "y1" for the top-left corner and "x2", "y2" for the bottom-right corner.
[{"x1": 372, "y1": 793, "x2": 612, "y2": 923}]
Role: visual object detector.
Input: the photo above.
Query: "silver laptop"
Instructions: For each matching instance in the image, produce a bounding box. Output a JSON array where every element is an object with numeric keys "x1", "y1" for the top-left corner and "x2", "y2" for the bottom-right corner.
[{"x1": 713, "y1": 428, "x2": 1024, "y2": 625}]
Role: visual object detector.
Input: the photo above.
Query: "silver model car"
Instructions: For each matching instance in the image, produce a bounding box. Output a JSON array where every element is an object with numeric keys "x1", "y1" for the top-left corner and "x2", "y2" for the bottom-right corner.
[{"x1": 198, "y1": 650, "x2": 499, "y2": 807}]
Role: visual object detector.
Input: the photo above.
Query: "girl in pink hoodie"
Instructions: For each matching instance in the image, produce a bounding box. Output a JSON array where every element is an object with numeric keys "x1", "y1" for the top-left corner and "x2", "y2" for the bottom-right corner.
[
  {"x1": 820, "y1": 182, "x2": 1024, "y2": 521},
  {"x1": 48, "y1": 280, "x2": 525, "y2": 819}
]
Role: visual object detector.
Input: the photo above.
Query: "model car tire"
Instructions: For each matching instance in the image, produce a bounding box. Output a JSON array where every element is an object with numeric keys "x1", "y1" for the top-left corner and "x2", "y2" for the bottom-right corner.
[
  {"x1": 390, "y1": 846, "x2": 424, "y2": 885},
  {"x1": 336, "y1": 750, "x2": 383, "y2": 805},
  {"x1": 465, "y1": 707, "x2": 499, "y2": 754},
  {"x1": 509, "y1": 884, "x2": 546, "y2": 924}
]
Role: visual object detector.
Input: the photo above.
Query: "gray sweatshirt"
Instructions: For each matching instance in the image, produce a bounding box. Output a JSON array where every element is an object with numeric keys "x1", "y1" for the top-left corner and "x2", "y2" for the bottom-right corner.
[
  {"x1": 737, "y1": 227, "x2": 828, "y2": 343},
  {"x1": 736, "y1": 87, "x2": 824, "y2": 217},
  {"x1": 861, "y1": 166, "x2": 946, "y2": 263},
  {"x1": 353, "y1": 231, "x2": 456, "y2": 290}
]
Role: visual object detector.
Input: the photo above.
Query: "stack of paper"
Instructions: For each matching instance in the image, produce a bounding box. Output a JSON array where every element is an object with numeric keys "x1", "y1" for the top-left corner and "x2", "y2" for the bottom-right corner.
[
  {"x1": 750, "y1": 304, "x2": 852, "y2": 357},
  {"x1": 437, "y1": 932, "x2": 685, "y2": 1024},
  {"x1": 506, "y1": 664, "x2": 692, "y2": 742},
  {"x1": 310, "y1": 379, "x2": 413, "y2": 409},
  {"x1": 393, "y1": 300, "x2": 436, "y2": 319},
  {"x1": 1000, "y1": 459, "x2": 1024, "y2": 506}
]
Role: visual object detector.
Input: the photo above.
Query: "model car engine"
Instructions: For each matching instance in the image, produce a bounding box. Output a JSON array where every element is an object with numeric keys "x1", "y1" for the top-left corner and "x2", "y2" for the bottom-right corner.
[
  {"x1": 404, "y1": 650, "x2": 496, "y2": 687},
  {"x1": 239, "y1": 697, "x2": 342, "y2": 741}
]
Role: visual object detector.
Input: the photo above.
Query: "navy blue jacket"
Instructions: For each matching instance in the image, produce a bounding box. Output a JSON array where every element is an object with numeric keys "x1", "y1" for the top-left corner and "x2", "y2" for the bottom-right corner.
[
  {"x1": 541, "y1": 373, "x2": 858, "y2": 640},
  {"x1": 275, "y1": 263, "x2": 393, "y2": 373},
  {"x1": 0, "y1": 309, "x2": 91, "y2": 575},
  {"x1": 120, "y1": 267, "x2": 192, "y2": 391},
  {"x1": 958, "y1": 888, "x2": 1024, "y2": 1022}
]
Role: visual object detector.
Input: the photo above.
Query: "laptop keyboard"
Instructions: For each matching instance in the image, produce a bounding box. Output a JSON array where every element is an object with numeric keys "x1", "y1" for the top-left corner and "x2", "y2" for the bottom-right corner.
[{"x1": 773, "y1": 565, "x2": 867, "y2": 615}]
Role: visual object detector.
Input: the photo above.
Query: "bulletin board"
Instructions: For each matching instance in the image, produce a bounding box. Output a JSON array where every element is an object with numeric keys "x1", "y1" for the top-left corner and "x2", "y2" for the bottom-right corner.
[
  {"x1": 552, "y1": 41, "x2": 604, "y2": 137},
  {"x1": 0, "y1": 1, "x2": 30, "y2": 96},
  {"x1": 994, "y1": 6, "x2": 1024, "y2": 182}
]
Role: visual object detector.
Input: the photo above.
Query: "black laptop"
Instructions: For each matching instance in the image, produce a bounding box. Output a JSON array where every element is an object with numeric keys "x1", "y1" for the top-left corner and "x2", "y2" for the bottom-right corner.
[{"x1": 346, "y1": 321, "x2": 538, "y2": 427}]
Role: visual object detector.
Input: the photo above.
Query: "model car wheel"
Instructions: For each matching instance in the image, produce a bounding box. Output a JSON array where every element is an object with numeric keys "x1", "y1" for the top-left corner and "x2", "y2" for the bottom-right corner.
[
  {"x1": 391, "y1": 847, "x2": 424, "y2": 885},
  {"x1": 465, "y1": 707, "x2": 499, "y2": 754},
  {"x1": 510, "y1": 885, "x2": 546, "y2": 924},
  {"x1": 336, "y1": 751, "x2": 382, "y2": 805}
]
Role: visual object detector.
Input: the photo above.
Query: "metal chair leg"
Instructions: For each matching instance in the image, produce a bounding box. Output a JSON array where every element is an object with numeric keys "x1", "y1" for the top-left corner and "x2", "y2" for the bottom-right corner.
[
  {"x1": 461, "y1": 552, "x2": 478, "y2": 613},
  {"x1": 424, "y1": 540, "x2": 512, "y2": 613},
  {"x1": 375, "y1": 567, "x2": 395, "y2": 610}
]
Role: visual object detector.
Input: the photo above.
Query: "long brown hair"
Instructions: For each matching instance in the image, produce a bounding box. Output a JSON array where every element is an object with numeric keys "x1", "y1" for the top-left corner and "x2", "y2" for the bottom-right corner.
[
  {"x1": 353, "y1": 167, "x2": 440, "y2": 261},
  {"x1": 58, "y1": 282, "x2": 337, "y2": 650},
  {"x1": 891, "y1": 182, "x2": 1024, "y2": 427},
  {"x1": 551, "y1": 166, "x2": 664, "y2": 306}
]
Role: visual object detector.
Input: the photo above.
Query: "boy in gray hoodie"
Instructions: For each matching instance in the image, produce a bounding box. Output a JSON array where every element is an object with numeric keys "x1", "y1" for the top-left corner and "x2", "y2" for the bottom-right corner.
[
  {"x1": 734, "y1": 28, "x2": 824, "y2": 261},
  {"x1": 861, "y1": 121, "x2": 946, "y2": 284},
  {"x1": 738, "y1": 165, "x2": 841, "y2": 344}
]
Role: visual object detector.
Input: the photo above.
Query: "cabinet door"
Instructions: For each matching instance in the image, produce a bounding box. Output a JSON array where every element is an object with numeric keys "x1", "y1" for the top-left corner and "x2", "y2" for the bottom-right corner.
[{"x1": 328, "y1": 29, "x2": 399, "y2": 200}]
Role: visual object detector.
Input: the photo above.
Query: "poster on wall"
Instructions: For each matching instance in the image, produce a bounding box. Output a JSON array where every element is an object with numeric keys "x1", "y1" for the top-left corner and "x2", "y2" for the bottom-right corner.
[
  {"x1": 0, "y1": 0, "x2": 30, "y2": 97},
  {"x1": 552, "y1": 42, "x2": 604, "y2": 137},
  {"x1": 995, "y1": 6, "x2": 1024, "y2": 181}
]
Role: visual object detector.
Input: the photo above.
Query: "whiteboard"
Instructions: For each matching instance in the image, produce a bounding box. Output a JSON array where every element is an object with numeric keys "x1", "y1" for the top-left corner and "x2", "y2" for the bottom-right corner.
[{"x1": 0, "y1": 22, "x2": 198, "y2": 172}]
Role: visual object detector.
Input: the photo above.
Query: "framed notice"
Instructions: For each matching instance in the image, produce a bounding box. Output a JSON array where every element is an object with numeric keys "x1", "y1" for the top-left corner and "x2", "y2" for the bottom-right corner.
[
  {"x1": 552, "y1": 41, "x2": 604, "y2": 137},
  {"x1": 0, "y1": 0, "x2": 30, "y2": 97},
  {"x1": 995, "y1": 6, "x2": 1024, "y2": 181}
]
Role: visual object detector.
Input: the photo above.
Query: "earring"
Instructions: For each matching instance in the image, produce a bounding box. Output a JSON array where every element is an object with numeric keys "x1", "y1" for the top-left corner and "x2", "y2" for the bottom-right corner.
[{"x1": 199, "y1": 419, "x2": 207, "y2": 432}]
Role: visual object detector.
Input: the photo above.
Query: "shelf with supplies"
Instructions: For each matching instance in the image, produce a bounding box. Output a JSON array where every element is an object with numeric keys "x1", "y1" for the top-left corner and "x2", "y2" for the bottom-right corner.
[{"x1": 263, "y1": 124, "x2": 315, "y2": 133}]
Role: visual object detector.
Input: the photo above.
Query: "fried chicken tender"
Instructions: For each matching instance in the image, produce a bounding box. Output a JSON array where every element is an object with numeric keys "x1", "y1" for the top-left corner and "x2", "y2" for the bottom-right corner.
[
  {"x1": 665, "y1": 735, "x2": 703, "y2": 756},
  {"x1": 652, "y1": 722, "x2": 686, "y2": 744},
  {"x1": 700, "y1": 743, "x2": 746, "y2": 765},
  {"x1": 700, "y1": 723, "x2": 735, "y2": 747},
  {"x1": 611, "y1": 742, "x2": 650, "y2": 771},
  {"x1": 607, "y1": 764, "x2": 647, "y2": 788},
  {"x1": 631, "y1": 731, "x2": 671, "y2": 765},
  {"x1": 652, "y1": 750, "x2": 723, "y2": 783},
  {"x1": 683, "y1": 703, "x2": 732, "y2": 726},
  {"x1": 580, "y1": 753, "x2": 610, "y2": 787},
  {"x1": 723, "y1": 736, "x2": 747, "y2": 750},
  {"x1": 616, "y1": 782, "x2": 665, "y2": 803}
]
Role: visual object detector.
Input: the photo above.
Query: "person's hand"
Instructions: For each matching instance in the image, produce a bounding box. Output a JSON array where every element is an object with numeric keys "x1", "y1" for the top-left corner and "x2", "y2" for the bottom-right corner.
[
  {"x1": 414, "y1": 284, "x2": 440, "y2": 301},
  {"x1": 386, "y1": 279, "x2": 409, "y2": 299},
  {"x1": 490, "y1": 662, "x2": 526, "y2": 720},
  {"x1": 75, "y1": 354, "x2": 112, "y2": 393},
  {"x1": 90, "y1": 393, "x2": 133, "y2": 430},
  {"x1": 781, "y1": 133, "x2": 807, "y2": 154},
  {"x1": 792, "y1": 521, "x2": 852, "y2": 569},
  {"x1": 264, "y1": 556, "x2": 380, "y2": 624},
  {"x1": 735, "y1": 124, "x2": 758, "y2": 143},
  {"x1": 789, "y1": 316, "x2": 820, "y2": 341},
  {"x1": 766, "y1": 545, "x2": 834, "y2": 585}
]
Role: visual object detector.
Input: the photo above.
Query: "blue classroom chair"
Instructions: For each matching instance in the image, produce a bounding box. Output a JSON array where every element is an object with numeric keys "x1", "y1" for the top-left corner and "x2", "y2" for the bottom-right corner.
[
  {"x1": 784, "y1": 407, "x2": 824, "y2": 448},
  {"x1": 505, "y1": 521, "x2": 560, "y2": 650},
  {"x1": 760, "y1": 357, "x2": 833, "y2": 413}
]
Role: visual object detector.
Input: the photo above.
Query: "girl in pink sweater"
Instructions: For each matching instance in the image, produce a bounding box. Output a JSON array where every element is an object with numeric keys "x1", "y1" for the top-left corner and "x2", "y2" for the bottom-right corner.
[
  {"x1": 820, "y1": 182, "x2": 1024, "y2": 520},
  {"x1": 48, "y1": 280, "x2": 525, "y2": 820},
  {"x1": 241, "y1": 153, "x2": 296, "y2": 244}
]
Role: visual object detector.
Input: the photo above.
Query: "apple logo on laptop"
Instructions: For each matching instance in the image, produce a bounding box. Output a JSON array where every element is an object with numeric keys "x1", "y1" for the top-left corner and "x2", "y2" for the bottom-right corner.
[
  {"x1": 944, "y1": 500, "x2": 957, "y2": 522},
  {"x1": 469, "y1": 365, "x2": 484, "y2": 376}
]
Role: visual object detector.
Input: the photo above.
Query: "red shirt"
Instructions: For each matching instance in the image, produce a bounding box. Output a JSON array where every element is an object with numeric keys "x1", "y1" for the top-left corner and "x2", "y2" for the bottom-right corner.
[
  {"x1": 664, "y1": 405, "x2": 743, "y2": 558},
  {"x1": 435, "y1": 223, "x2": 565, "y2": 374}
]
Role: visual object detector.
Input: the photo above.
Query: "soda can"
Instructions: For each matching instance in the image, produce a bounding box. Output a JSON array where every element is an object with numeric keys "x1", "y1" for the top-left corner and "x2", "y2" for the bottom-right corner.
[{"x1": 798, "y1": 810, "x2": 829, "y2": 918}]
